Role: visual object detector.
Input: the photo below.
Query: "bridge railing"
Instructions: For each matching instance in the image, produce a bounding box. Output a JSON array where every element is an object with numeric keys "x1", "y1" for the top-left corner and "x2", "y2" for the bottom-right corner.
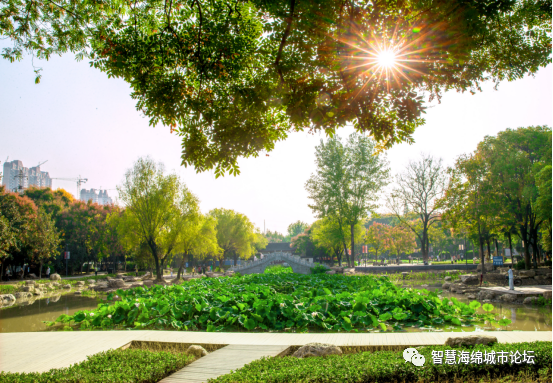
[{"x1": 228, "y1": 252, "x2": 313, "y2": 272}]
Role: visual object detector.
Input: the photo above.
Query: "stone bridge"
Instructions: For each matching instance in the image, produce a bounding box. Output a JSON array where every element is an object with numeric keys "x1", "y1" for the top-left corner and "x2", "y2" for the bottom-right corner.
[{"x1": 229, "y1": 252, "x2": 315, "y2": 274}]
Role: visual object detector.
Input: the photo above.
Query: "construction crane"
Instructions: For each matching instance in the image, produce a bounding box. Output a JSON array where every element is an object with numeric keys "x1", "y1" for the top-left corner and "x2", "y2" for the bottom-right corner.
[
  {"x1": 51, "y1": 175, "x2": 88, "y2": 199},
  {"x1": 35, "y1": 160, "x2": 48, "y2": 168}
]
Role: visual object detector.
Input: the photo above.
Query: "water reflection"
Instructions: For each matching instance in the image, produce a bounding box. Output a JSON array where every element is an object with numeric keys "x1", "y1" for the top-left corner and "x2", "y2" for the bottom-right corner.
[
  {"x1": 403, "y1": 285, "x2": 552, "y2": 332},
  {"x1": 0, "y1": 294, "x2": 100, "y2": 333}
]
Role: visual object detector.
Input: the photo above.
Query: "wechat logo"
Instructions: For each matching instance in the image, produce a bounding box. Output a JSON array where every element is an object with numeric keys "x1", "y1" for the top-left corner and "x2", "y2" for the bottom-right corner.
[{"x1": 403, "y1": 348, "x2": 426, "y2": 367}]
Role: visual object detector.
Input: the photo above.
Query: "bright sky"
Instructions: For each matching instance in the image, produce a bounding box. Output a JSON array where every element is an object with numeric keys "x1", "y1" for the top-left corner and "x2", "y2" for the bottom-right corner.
[{"x1": 1, "y1": 47, "x2": 551, "y2": 235}]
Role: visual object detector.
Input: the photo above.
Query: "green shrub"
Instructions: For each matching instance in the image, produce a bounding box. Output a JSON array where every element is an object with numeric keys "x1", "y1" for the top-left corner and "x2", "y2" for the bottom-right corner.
[
  {"x1": 310, "y1": 264, "x2": 328, "y2": 274},
  {"x1": 264, "y1": 265, "x2": 293, "y2": 275},
  {"x1": 545, "y1": 260, "x2": 552, "y2": 267},
  {"x1": 211, "y1": 341, "x2": 552, "y2": 383},
  {"x1": 0, "y1": 348, "x2": 195, "y2": 383},
  {"x1": 514, "y1": 259, "x2": 527, "y2": 270}
]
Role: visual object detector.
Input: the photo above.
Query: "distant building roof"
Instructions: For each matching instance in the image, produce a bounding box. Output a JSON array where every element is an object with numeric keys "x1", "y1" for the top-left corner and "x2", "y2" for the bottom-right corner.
[{"x1": 261, "y1": 242, "x2": 296, "y2": 253}]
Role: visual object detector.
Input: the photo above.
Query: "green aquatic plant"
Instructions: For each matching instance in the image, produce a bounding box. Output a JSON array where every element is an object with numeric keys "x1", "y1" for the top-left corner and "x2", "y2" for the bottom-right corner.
[{"x1": 49, "y1": 273, "x2": 492, "y2": 332}]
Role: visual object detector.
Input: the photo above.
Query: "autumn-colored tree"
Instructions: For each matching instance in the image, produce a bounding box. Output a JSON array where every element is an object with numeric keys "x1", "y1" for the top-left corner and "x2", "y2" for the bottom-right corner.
[
  {"x1": 364, "y1": 222, "x2": 389, "y2": 262},
  {"x1": 0, "y1": 187, "x2": 38, "y2": 274},
  {"x1": 385, "y1": 225, "x2": 417, "y2": 261},
  {"x1": 27, "y1": 209, "x2": 62, "y2": 278},
  {"x1": 284, "y1": 221, "x2": 309, "y2": 242}
]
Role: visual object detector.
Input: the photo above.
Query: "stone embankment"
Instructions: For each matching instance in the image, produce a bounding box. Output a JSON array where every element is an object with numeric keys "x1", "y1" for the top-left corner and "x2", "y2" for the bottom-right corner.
[{"x1": 441, "y1": 267, "x2": 552, "y2": 304}]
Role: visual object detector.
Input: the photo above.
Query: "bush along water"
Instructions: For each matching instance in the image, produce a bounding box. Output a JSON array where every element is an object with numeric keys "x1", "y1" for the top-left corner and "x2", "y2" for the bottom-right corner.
[{"x1": 48, "y1": 273, "x2": 497, "y2": 333}]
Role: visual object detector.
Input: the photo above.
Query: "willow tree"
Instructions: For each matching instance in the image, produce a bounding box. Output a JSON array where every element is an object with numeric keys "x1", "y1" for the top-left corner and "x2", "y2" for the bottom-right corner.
[
  {"x1": 3, "y1": 1, "x2": 551, "y2": 175},
  {"x1": 117, "y1": 157, "x2": 199, "y2": 280},
  {"x1": 209, "y1": 208, "x2": 265, "y2": 266}
]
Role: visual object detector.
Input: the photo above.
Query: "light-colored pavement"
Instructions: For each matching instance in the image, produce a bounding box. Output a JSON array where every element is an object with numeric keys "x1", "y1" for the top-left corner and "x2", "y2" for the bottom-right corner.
[{"x1": 480, "y1": 285, "x2": 552, "y2": 295}]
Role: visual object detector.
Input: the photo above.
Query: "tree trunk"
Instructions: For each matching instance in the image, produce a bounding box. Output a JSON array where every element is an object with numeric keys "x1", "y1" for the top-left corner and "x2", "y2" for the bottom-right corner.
[
  {"x1": 177, "y1": 252, "x2": 187, "y2": 280},
  {"x1": 350, "y1": 223, "x2": 355, "y2": 268},
  {"x1": 507, "y1": 231, "x2": 514, "y2": 264},
  {"x1": 519, "y1": 225, "x2": 531, "y2": 270},
  {"x1": 39, "y1": 261, "x2": 42, "y2": 279},
  {"x1": 420, "y1": 226, "x2": 429, "y2": 263},
  {"x1": 479, "y1": 236, "x2": 486, "y2": 275}
]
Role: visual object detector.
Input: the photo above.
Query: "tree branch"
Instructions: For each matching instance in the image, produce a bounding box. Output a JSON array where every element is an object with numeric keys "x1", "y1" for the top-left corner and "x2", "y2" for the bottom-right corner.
[{"x1": 275, "y1": 0, "x2": 296, "y2": 84}]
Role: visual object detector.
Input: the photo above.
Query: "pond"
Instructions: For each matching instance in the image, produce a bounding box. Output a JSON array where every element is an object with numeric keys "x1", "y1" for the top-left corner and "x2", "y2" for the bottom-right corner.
[
  {"x1": 0, "y1": 293, "x2": 100, "y2": 333},
  {"x1": 0, "y1": 286, "x2": 550, "y2": 333},
  {"x1": 402, "y1": 285, "x2": 552, "y2": 333}
]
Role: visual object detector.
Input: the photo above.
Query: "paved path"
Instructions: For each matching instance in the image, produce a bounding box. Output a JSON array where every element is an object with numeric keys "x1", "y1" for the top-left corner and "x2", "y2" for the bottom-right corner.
[
  {"x1": 1, "y1": 330, "x2": 551, "y2": 374},
  {"x1": 160, "y1": 344, "x2": 289, "y2": 383},
  {"x1": 480, "y1": 285, "x2": 552, "y2": 296}
]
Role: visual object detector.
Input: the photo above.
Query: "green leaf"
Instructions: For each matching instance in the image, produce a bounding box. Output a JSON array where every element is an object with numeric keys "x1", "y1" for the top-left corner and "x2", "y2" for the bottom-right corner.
[
  {"x1": 482, "y1": 303, "x2": 495, "y2": 312},
  {"x1": 244, "y1": 318, "x2": 257, "y2": 330}
]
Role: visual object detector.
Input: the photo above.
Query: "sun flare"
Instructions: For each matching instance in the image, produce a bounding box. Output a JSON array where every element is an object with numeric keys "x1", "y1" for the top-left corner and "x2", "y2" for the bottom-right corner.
[{"x1": 377, "y1": 50, "x2": 396, "y2": 68}]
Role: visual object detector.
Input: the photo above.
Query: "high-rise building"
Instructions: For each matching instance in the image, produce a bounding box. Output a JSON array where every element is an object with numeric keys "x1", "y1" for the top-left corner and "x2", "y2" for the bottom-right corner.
[
  {"x1": 81, "y1": 189, "x2": 113, "y2": 205},
  {"x1": 2, "y1": 160, "x2": 52, "y2": 192},
  {"x1": 98, "y1": 190, "x2": 113, "y2": 205}
]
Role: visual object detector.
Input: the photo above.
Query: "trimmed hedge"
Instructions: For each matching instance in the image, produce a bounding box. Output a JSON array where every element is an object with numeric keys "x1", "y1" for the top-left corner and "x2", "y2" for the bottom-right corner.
[
  {"x1": 0, "y1": 348, "x2": 195, "y2": 383},
  {"x1": 211, "y1": 341, "x2": 552, "y2": 383}
]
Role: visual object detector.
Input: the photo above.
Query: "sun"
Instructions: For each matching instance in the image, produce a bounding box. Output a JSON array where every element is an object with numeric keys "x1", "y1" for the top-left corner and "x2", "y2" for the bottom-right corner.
[{"x1": 377, "y1": 50, "x2": 397, "y2": 68}]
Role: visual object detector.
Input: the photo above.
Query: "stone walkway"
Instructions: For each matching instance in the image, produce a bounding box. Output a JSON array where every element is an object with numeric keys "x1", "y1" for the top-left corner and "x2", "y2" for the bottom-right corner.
[
  {"x1": 159, "y1": 344, "x2": 289, "y2": 383},
  {"x1": 1, "y1": 330, "x2": 551, "y2": 374},
  {"x1": 480, "y1": 285, "x2": 552, "y2": 296}
]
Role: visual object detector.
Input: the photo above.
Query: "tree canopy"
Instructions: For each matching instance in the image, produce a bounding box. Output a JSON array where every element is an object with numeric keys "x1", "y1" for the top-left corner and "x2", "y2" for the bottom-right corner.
[
  {"x1": 209, "y1": 208, "x2": 265, "y2": 265},
  {"x1": 306, "y1": 132, "x2": 389, "y2": 266},
  {"x1": 3, "y1": 0, "x2": 550, "y2": 175},
  {"x1": 117, "y1": 157, "x2": 200, "y2": 280}
]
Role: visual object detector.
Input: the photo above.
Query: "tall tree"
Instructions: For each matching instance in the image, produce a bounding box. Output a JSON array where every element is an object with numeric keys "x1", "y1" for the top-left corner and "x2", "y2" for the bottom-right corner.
[
  {"x1": 118, "y1": 157, "x2": 199, "y2": 280},
  {"x1": 441, "y1": 153, "x2": 500, "y2": 273},
  {"x1": 387, "y1": 155, "x2": 446, "y2": 263},
  {"x1": 175, "y1": 214, "x2": 221, "y2": 279},
  {"x1": 27, "y1": 209, "x2": 62, "y2": 278},
  {"x1": 478, "y1": 126, "x2": 552, "y2": 268},
  {"x1": 385, "y1": 225, "x2": 417, "y2": 262},
  {"x1": 0, "y1": 187, "x2": 38, "y2": 272},
  {"x1": 364, "y1": 222, "x2": 388, "y2": 262},
  {"x1": 536, "y1": 165, "x2": 552, "y2": 252},
  {"x1": 209, "y1": 208, "x2": 261, "y2": 266},
  {"x1": 3, "y1": 1, "x2": 550, "y2": 175},
  {"x1": 306, "y1": 133, "x2": 389, "y2": 267},
  {"x1": 285, "y1": 221, "x2": 308, "y2": 241}
]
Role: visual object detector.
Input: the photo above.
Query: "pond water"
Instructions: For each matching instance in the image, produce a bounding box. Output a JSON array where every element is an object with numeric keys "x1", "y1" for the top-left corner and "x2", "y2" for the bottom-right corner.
[
  {"x1": 400, "y1": 285, "x2": 552, "y2": 333},
  {"x1": 0, "y1": 286, "x2": 550, "y2": 333},
  {"x1": 0, "y1": 294, "x2": 100, "y2": 333}
]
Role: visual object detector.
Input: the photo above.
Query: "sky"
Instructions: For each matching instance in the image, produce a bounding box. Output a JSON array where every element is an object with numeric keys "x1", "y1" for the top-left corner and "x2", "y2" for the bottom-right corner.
[{"x1": 1, "y1": 47, "x2": 551, "y2": 235}]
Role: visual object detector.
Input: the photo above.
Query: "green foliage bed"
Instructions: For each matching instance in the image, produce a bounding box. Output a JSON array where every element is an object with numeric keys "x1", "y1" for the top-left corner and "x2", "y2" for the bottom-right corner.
[
  {"x1": 210, "y1": 342, "x2": 552, "y2": 383},
  {"x1": 0, "y1": 349, "x2": 195, "y2": 383},
  {"x1": 50, "y1": 273, "x2": 496, "y2": 332}
]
